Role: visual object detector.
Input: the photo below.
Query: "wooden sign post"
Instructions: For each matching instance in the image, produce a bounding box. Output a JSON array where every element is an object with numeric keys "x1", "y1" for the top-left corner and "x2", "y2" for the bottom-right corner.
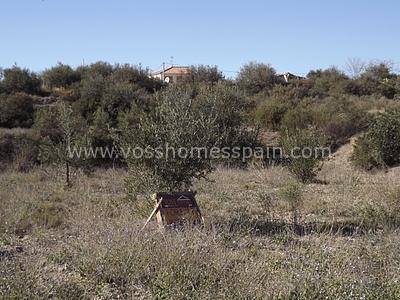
[{"x1": 142, "y1": 191, "x2": 202, "y2": 229}]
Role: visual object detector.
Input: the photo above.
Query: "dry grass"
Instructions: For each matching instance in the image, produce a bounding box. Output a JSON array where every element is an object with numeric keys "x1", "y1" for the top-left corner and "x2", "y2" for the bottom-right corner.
[{"x1": 1, "y1": 146, "x2": 400, "y2": 299}]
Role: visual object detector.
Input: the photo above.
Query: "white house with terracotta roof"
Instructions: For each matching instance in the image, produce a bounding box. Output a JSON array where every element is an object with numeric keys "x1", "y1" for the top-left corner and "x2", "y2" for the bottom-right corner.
[{"x1": 151, "y1": 66, "x2": 191, "y2": 83}]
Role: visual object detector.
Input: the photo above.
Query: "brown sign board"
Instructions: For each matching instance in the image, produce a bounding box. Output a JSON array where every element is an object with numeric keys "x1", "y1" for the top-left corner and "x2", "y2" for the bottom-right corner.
[{"x1": 152, "y1": 192, "x2": 202, "y2": 227}]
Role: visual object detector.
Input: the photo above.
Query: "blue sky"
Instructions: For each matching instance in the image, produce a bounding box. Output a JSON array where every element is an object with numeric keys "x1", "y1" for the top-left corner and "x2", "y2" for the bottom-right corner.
[{"x1": 1, "y1": 0, "x2": 399, "y2": 76}]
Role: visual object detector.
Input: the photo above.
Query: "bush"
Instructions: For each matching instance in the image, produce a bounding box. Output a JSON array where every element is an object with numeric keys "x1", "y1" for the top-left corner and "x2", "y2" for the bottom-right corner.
[
  {"x1": 34, "y1": 106, "x2": 62, "y2": 142},
  {"x1": 110, "y1": 64, "x2": 162, "y2": 92},
  {"x1": 280, "y1": 96, "x2": 369, "y2": 149},
  {"x1": 280, "y1": 100, "x2": 314, "y2": 131},
  {"x1": 311, "y1": 97, "x2": 369, "y2": 148},
  {"x1": 255, "y1": 93, "x2": 293, "y2": 131},
  {"x1": 279, "y1": 181, "x2": 303, "y2": 226},
  {"x1": 76, "y1": 61, "x2": 113, "y2": 79},
  {"x1": 0, "y1": 93, "x2": 34, "y2": 128},
  {"x1": 121, "y1": 83, "x2": 257, "y2": 197},
  {"x1": 352, "y1": 108, "x2": 400, "y2": 169},
  {"x1": 121, "y1": 86, "x2": 220, "y2": 195},
  {"x1": 0, "y1": 130, "x2": 40, "y2": 171},
  {"x1": 42, "y1": 63, "x2": 80, "y2": 89},
  {"x1": 180, "y1": 65, "x2": 224, "y2": 85},
  {"x1": 1, "y1": 66, "x2": 41, "y2": 94},
  {"x1": 237, "y1": 62, "x2": 278, "y2": 95},
  {"x1": 101, "y1": 82, "x2": 149, "y2": 125},
  {"x1": 356, "y1": 62, "x2": 398, "y2": 98},
  {"x1": 307, "y1": 67, "x2": 349, "y2": 98},
  {"x1": 74, "y1": 74, "x2": 106, "y2": 121},
  {"x1": 0, "y1": 133, "x2": 14, "y2": 163},
  {"x1": 12, "y1": 133, "x2": 40, "y2": 172},
  {"x1": 281, "y1": 127, "x2": 328, "y2": 183},
  {"x1": 73, "y1": 64, "x2": 156, "y2": 124}
]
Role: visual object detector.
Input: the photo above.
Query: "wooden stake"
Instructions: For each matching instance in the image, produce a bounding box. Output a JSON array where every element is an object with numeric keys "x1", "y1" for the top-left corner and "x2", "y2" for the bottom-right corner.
[{"x1": 141, "y1": 197, "x2": 163, "y2": 230}]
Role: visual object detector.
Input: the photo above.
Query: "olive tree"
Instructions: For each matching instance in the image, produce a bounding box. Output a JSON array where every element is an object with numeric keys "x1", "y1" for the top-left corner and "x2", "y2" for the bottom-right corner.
[
  {"x1": 120, "y1": 83, "x2": 257, "y2": 198},
  {"x1": 39, "y1": 102, "x2": 90, "y2": 186}
]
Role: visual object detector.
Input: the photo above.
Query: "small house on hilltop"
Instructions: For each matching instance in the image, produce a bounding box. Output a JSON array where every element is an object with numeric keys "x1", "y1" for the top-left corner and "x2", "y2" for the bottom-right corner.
[
  {"x1": 276, "y1": 72, "x2": 305, "y2": 83},
  {"x1": 151, "y1": 66, "x2": 191, "y2": 83}
]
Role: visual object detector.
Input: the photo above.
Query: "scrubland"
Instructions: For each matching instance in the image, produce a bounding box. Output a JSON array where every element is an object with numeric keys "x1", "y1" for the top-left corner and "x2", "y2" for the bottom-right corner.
[{"x1": 1, "y1": 142, "x2": 400, "y2": 299}]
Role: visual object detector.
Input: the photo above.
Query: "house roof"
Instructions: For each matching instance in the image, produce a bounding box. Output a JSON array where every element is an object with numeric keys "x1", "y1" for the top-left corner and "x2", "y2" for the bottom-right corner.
[
  {"x1": 276, "y1": 72, "x2": 304, "y2": 78},
  {"x1": 152, "y1": 66, "x2": 191, "y2": 76}
]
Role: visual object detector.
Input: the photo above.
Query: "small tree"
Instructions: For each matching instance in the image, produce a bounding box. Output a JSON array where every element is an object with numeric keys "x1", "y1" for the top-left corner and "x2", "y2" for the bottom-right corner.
[
  {"x1": 237, "y1": 62, "x2": 277, "y2": 95},
  {"x1": 39, "y1": 102, "x2": 90, "y2": 186},
  {"x1": 1, "y1": 66, "x2": 41, "y2": 94},
  {"x1": 120, "y1": 87, "x2": 220, "y2": 196},
  {"x1": 279, "y1": 181, "x2": 303, "y2": 227},
  {"x1": 42, "y1": 63, "x2": 80, "y2": 89},
  {"x1": 180, "y1": 65, "x2": 224, "y2": 85},
  {"x1": 281, "y1": 127, "x2": 328, "y2": 183},
  {"x1": 120, "y1": 83, "x2": 256, "y2": 198}
]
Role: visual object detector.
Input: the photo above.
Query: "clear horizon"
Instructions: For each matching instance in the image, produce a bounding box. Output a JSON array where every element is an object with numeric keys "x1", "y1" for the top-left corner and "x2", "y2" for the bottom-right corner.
[{"x1": 1, "y1": 0, "x2": 399, "y2": 76}]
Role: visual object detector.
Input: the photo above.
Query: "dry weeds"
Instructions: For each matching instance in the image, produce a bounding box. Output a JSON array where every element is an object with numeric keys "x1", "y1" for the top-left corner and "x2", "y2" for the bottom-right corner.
[{"x1": 1, "y1": 145, "x2": 400, "y2": 299}]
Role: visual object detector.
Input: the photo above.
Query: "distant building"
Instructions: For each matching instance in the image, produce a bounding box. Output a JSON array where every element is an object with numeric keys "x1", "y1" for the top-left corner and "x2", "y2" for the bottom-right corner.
[
  {"x1": 151, "y1": 66, "x2": 191, "y2": 83},
  {"x1": 276, "y1": 72, "x2": 305, "y2": 83}
]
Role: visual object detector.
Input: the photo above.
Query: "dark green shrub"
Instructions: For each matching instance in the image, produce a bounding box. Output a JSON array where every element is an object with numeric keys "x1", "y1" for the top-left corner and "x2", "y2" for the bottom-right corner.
[
  {"x1": 34, "y1": 106, "x2": 62, "y2": 142},
  {"x1": 42, "y1": 63, "x2": 80, "y2": 89},
  {"x1": 255, "y1": 94, "x2": 293, "y2": 130},
  {"x1": 237, "y1": 62, "x2": 278, "y2": 95},
  {"x1": 0, "y1": 93, "x2": 34, "y2": 128},
  {"x1": 352, "y1": 108, "x2": 400, "y2": 169},
  {"x1": 1, "y1": 66, "x2": 41, "y2": 94},
  {"x1": 180, "y1": 65, "x2": 224, "y2": 85},
  {"x1": 73, "y1": 63, "x2": 156, "y2": 124},
  {"x1": 101, "y1": 82, "x2": 149, "y2": 125},
  {"x1": 74, "y1": 74, "x2": 106, "y2": 122},
  {"x1": 350, "y1": 62, "x2": 399, "y2": 98},
  {"x1": 77, "y1": 61, "x2": 113, "y2": 79},
  {"x1": 307, "y1": 68, "x2": 349, "y2": 98},
  {"x1": 110, "y1": 64, "x2": 162, "y2": 92}
]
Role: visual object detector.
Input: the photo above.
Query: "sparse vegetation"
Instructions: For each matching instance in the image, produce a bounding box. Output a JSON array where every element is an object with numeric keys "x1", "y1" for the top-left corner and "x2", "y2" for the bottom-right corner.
[
  {"x1": 1, "y1": 59, "x2": 400, "y2": 299},
  {"x1": 1, "y1": 157, "x2": 400, "y2": 298}
]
